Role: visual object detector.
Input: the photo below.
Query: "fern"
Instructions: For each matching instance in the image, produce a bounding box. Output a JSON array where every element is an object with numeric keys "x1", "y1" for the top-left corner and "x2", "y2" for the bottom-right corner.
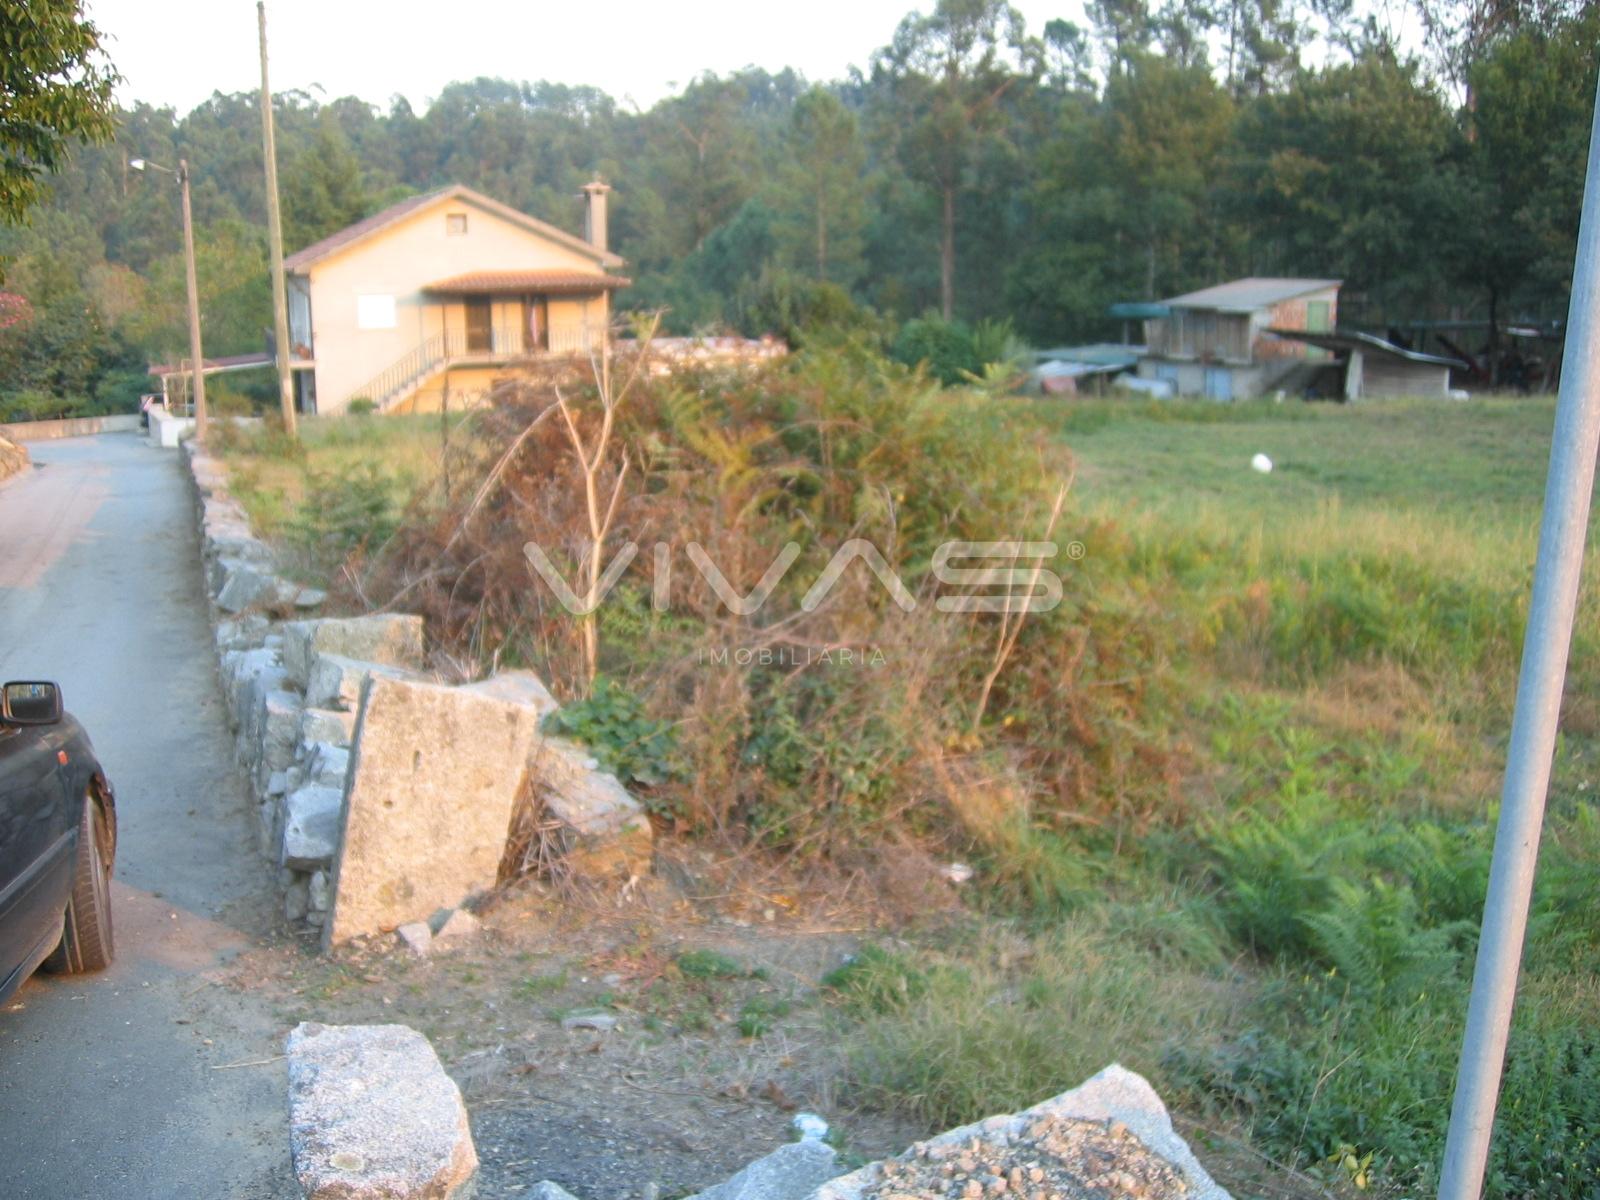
[{"x1": 1299, "y1": 876, "x2": 1468, "y2": 999}]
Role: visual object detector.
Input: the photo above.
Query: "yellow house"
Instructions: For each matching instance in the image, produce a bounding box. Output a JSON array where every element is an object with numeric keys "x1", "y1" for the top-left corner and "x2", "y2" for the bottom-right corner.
[{"x1": 283, "y1": 182, "x2": 628, "y2": 415}]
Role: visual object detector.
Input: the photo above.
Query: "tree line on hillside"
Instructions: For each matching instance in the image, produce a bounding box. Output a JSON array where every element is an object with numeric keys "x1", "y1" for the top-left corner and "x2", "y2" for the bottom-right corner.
[{"x1": 1, "y1": 0, "x2": 1597, "y2": 416}]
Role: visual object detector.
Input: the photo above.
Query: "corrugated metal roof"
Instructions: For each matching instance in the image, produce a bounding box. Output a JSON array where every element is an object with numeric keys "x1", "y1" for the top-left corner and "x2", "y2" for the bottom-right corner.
[
  {"x1": 1107, "y1": 302, "x2": 1171, "y2": 319},
  {"x1": 283, "y1": 184, "x2": 626, "y2": 272},
  {"x1": 1267, "y1": 327, "x2": 1467, "y2": 369},
  {"x1": 1035, "y1": 343, "x2": 1143, "y2": 369},
  {"x1": 1166, "y1": 277, "x2": 1341, "y2": 313},
  {"x1": 423, "y1": 270, "x2": 632, "y2": 295}
]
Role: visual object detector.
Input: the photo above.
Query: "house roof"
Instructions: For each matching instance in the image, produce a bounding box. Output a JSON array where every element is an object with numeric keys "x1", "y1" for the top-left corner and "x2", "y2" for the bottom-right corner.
[
  {"x1": 422, "y1": 269, "x2": 632, "y2": 295},
  {"x1": 1267, "y1": 328, "x2": 1468, "y2": 369},
  {"x1": 1166, "y1": 277, "x2": 1341, "y2": 313},
  {"x1": 283, "y1": 184, "x2": 626, "y2": 273}
]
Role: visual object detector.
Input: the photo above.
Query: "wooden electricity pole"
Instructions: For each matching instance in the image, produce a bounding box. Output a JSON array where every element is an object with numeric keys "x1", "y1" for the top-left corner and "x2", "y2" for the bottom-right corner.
[{"x1": 258, "y1": 0, "x2": 297, "y2": 437}]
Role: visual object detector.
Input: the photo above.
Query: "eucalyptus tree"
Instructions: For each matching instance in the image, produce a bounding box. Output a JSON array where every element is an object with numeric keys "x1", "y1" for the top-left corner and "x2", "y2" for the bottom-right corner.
[
  {"x1": 774, "y1": 88, "x2": 868, "y2": 285},
  {"x1": 871, "y1": 0, "x2": 1042, "y2": 319}
]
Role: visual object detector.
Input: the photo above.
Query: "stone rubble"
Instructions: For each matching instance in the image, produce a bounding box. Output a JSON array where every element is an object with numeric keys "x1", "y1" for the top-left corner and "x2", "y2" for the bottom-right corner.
[
  {"x1": 184, "y1": 443, "x2": 654, "y2": 945},
  {"x1": 396, "y1": 922, "x2": 434, "y2": 958},
  {"x1": 432, "y1": 907, "x2": 481, "y2": 943},
  {"x1": 814, "y1": 1066, "x2": 1229, "y2": 1200},
  {"x1": 682, "y1": 1141, "x2": 842, "y2": 1200},
  {"x1": 535, "y1": 1068, "x2": 1227, "y2": 1200}
]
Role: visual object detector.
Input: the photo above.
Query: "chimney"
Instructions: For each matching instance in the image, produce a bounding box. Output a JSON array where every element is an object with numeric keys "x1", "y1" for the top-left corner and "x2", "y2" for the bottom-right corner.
[{"x1": 581, "y1": 179, "x2": 611, "y2": 254}]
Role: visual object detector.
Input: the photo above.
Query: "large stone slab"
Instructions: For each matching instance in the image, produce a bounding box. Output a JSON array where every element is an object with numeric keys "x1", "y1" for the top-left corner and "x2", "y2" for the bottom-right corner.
[
  {"x1": 524, "y1": 734, "x2": 653, "y2": 875},
  {"x1": 812, "y1": 1064, "x2": 1229, "y2": 1200},
  {"x1": 460, "y1": 669, "x2": 560, "y2": 722},
  {"x1": 283, "y1": 614, "x2": 427, "y2": 689},
  {"x1": 286, "y1": 1022, "x2": 477, "y2": 1200},
  {"x1": 323, "y1": 676, "x2": 540, "y2": 946}
]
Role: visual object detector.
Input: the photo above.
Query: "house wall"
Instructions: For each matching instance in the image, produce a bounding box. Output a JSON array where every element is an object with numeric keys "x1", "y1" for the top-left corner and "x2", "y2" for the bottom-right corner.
[
  {"x1": 300, "y1": 196, "x2": 608, "y2": 415},
  {"x1": 1255, "y1": 289, "x2": 1338, "y2": 361},
  {"x1": 1136, "y1": 356, "x2": 1309, "y2": 400},
  {"x1": 396, "y1": 368, "x2": 510, "y2": 414}
]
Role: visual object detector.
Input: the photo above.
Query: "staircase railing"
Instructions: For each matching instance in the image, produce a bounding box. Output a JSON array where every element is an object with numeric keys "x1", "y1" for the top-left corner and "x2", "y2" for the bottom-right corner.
[
  {"x1": 347, "y1": 333, "x2": 451, "y2": 412},
  {"x1": 345, "y1": 325, "x2": 606, "y2": 412}
]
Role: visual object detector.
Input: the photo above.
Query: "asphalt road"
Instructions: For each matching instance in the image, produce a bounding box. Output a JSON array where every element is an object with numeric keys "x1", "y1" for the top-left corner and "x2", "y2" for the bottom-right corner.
[{"x1": 0, "y1": 434, "x2": 296, "y2": 1198}]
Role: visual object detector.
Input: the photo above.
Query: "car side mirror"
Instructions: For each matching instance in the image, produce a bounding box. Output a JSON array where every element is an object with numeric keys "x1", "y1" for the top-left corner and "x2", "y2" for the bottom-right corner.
[{"x1": 1, "y1": 681, "x2": 63, "y2": 725}]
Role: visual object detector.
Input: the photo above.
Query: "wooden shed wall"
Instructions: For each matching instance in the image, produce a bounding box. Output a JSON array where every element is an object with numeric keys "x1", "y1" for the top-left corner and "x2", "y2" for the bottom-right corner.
[{"x1": 1363, "y1": 355, "x2": 1451, "y2": 398}]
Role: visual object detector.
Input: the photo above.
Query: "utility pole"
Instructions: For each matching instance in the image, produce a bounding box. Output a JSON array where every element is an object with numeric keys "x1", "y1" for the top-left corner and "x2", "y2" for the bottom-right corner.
[
  {"x1": 178, "y1": 159, "x2": 208, "y2": 443},
  {"x1": 1436, "y1": 71, "x2": 1600, "y2": 1200},
  {"x1": 132, "y1": 154, "x2": 209, "y2": 441},
  {"x1": 258, "y1": 0, "x2": 297, "y2": 437}
]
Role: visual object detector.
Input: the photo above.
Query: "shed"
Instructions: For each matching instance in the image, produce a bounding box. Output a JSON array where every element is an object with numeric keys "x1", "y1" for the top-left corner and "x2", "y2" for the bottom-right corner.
[
  {"x1": 1130, "y1": 277, "x2": 1341, "y2": 401},
  {"x1": 1267, "y1": 329, "x2": 1466, "y2": 399}
]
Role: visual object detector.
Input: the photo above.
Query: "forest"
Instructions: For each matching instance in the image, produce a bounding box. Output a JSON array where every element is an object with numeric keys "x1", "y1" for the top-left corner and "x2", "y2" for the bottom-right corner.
[{"x1": 0, "y1": 0, "x2": 1596, "y2": 418}]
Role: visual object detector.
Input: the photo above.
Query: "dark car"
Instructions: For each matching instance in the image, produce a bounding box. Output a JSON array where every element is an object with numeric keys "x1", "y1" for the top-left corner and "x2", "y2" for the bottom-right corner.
[{"x1": 0, "y1": 681, "x2": 116, "y2": 1005}]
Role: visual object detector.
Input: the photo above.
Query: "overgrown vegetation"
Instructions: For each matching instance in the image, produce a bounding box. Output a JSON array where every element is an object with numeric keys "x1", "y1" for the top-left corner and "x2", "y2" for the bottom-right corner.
[{"x1": 223, "y1": 352, "x2": 1600, "y2": 1196}]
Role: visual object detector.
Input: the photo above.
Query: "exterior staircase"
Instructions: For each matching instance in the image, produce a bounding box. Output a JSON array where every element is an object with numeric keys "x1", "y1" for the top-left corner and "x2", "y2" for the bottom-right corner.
[{"x1": 346, "y1": 327, "x2": 599, "y2": 413}]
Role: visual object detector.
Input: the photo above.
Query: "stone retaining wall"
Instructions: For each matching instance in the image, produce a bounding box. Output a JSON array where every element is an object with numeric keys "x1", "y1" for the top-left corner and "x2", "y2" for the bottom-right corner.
[
  {"x1": 0, "y1": 412, "x2": 142, "y2": 441},
  {"x1": 182, "y1": 443, "x2": 652, "y2": 943}
]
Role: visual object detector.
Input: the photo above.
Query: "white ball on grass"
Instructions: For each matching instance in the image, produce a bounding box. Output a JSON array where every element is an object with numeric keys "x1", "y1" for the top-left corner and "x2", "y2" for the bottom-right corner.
[{"x1": 1251, "y1": 453, "x2": 1273, "y2": 474}]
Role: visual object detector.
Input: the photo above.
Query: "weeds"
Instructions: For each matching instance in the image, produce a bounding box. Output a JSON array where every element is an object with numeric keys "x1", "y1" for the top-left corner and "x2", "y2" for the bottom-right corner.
[
  {"x1": 542, "y1": 677, "x2": 681, "y2": 793},
  {"x1": 674, "y1": 948, "x2": 749, "y2": 980},
  {"x1": 226, "y1": 357, "x2": 1598, "y2": 1195}
]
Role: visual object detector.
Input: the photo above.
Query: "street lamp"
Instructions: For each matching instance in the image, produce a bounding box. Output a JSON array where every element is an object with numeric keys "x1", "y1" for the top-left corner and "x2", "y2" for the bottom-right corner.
[{"x1": 131, "y1": 157, "x2": 207, "y2": 442}]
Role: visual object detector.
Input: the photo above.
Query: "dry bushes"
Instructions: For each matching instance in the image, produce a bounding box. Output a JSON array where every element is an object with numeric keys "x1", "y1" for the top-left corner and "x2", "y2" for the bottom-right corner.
[{"x1": 363, "y1": 338, "x2": 1185, "y2": 875}]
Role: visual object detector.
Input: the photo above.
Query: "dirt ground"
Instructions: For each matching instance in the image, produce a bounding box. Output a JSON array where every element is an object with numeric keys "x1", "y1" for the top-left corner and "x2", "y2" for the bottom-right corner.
[
  {"x1": 214, "y1": 845, "x2": 1338, "y2": 1200},
  {"x1": 217, "y1": 848, "x2": 933, "y2": 1200}
]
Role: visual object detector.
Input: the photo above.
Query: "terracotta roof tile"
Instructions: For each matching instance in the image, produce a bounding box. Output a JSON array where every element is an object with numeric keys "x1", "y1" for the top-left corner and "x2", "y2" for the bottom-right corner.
[{"x1": 423, "y1": 270, "x2": 632, "y2": 295}]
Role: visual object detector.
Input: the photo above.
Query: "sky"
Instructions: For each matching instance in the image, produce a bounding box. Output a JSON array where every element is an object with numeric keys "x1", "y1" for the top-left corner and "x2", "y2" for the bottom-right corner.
[{"x1": 86, "y1": 0, "x2": 1084, "y2": 117}]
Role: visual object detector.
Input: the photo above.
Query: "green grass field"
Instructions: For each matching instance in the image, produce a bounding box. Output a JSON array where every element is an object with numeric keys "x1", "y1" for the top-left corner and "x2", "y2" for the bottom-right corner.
[
  {"x1": 832, "y1": 394, "x2": 1600, "y2": 1198},
  {"x1": 217, "y1": 389, "x2": 1599, "y2": 1197}
]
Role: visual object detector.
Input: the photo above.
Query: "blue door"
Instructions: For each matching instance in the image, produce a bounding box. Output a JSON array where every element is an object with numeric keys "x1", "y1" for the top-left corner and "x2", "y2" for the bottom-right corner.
[{"x1": 1204, "y1": 367, "x2": 1234, "y2": 401}]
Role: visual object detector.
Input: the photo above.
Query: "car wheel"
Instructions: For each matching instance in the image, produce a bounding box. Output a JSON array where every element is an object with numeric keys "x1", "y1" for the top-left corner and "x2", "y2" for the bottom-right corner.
[{"x1": 42, "y1": 794, "x2": 115, "y2": 974}]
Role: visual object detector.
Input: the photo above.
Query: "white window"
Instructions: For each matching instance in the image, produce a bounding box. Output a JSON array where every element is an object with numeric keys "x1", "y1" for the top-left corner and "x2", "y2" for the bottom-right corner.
[
  {"x1": 446, "y1": 213, "x2": 468, "y2": 236},
  {"x1": 356, "y1": 293, "x2": 396, "y2": 330}
]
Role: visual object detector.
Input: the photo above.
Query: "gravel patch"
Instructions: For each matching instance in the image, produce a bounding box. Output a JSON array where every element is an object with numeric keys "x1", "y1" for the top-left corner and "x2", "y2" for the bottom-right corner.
[{"x1": 861, "y1": 1116, "x2": 1189, "y2": 1200}]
